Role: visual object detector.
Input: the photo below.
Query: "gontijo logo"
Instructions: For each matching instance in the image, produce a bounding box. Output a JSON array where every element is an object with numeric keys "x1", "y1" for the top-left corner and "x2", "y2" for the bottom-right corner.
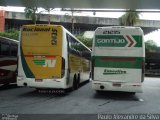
[
  {"x1": 97, "y1": 38, "x2": 125, "y2": 44},
  {"x1": 95, "y1": 35, "x2": 137, "y2": 47}
]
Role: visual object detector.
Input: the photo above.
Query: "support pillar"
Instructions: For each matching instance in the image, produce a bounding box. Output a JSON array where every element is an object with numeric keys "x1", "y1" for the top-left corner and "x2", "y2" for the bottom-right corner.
[{"x1": 0, "y1": 10, "x2": 5, "y2": 32}]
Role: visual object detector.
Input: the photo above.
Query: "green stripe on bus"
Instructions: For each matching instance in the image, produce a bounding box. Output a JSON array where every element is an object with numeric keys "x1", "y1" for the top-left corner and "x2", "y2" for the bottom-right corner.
[
  {"x1": 33, "y1": 60, "x2": 45, "y2": 66},
  {"x1": 92, "y1": 56, "x2": 144, "y2": 69},
  {"x1": 21, "y1": 46, "x2": 34, "y2": 78},
  {"x1": 132, "y1": 36, "x2": 142, "y2": 47},
  {"x1": 95, "y1": 35, "x2": 142, "y2": 47}
]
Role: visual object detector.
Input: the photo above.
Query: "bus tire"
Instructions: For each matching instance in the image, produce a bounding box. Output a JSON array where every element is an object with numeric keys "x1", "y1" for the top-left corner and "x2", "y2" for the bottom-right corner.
[
  {"x1": 89, "y1": 72, "x2": 91, "y2": 81},
  {"x1": 72, "y1": 74, "x2": 78, "y2": 90},
  {"x1": 77, "y1": 73, "x2": 80, "y2": 86},
  {"x1": 96, "y1": 90, "x2": 101, "y2": 94}
]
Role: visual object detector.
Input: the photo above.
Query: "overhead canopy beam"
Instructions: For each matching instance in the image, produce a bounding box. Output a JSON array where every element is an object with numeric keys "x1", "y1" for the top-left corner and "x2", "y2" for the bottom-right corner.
[
  {"x1": 62, "y1": 9, "x2": 160, "y2": 13},
  {"x1": 1, "y1": 0, "x2": 160, "y2": 9}
]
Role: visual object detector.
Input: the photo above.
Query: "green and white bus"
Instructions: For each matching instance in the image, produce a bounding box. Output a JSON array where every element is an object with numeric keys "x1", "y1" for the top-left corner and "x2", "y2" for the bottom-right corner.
[{"x1": 91, "y1": 26, "x2": 145, "y2": 93}]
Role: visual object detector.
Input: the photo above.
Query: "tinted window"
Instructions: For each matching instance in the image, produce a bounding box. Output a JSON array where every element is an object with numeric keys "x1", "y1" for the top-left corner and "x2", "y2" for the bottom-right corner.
[
  {"x1": 1, "y1": 42, "x2": 10, "y2": 56},
  {"x1": 67, "y1": 34, "x2": 82, "y2": 56},
  {"x1": 66, "y1": 33, "x2": 91, "y2": 60},
  {"x1": 11, "y1": 44, "x2": 18, "y2": 56}
]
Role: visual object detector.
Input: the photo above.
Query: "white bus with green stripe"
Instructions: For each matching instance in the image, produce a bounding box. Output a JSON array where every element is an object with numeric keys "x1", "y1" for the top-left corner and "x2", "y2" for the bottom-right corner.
[{"x1": 92, "y1": 26, "x2": 145, "y2": 93}]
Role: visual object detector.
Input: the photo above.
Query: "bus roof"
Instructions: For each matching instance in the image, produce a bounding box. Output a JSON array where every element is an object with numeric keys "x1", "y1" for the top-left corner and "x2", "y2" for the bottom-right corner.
[
  {"x1": 0, "y1": 36, "x2": 19, "y2": 43},
  {"x1": 95, "y1": 26, "x2": 144, "y2": 35},
  {"x1": 96, "y1": 26, "x2": 142, "y2": 29}
]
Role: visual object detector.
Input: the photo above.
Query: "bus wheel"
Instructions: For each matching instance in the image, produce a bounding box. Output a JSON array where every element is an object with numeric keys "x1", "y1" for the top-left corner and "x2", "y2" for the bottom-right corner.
[
  {"x1": 89, "y1": 72, "x2": 91, "y2": 81},
  {"x1": 77, "y1": 73, "x2": 80, "y2": 87},
  {"x1": 72, "y1": 74, "x2": 79, "y2": 90},
  {"x1": 96, "y1": 90, "x2": 101, "y2": 94}
]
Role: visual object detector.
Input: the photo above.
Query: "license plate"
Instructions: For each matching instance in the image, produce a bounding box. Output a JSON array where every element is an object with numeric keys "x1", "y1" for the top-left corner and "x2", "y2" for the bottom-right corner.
[
  {"x1": 35, "y1": 79, "x2": 43, "y2": 82},
  {"x1": 113, "y1": 83, "x2": 121, "y2": 87}
]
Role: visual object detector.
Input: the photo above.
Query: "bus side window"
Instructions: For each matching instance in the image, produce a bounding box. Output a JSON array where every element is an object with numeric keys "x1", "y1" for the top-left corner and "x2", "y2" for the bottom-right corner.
[
  {"x1": 66, "y1": 33, "x2": 91, "y2": 59},
  {"x1": 82, "y1": 50, "x2": 90, "y2": 60},
  {"x1": 11, "y1": 44, "x2": 18, "y2": 56},
  {"x1": 66, "y1": 34, "x2": 72, "y2": 53},
  {"x1": 0, "y1": 40, "x2": 1, "y2": 56},
  {"x1": 67, "y1": 33, "x2": 80, "y2": 56},
  {"x1": 1, "y1": 41, "x2": 10, "y2": 56}
]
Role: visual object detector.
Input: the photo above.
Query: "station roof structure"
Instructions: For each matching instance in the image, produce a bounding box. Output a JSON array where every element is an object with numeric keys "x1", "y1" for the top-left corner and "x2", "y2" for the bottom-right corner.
[
  {"x1": 1, "y1": 0, "x2": 160, "y2": 9},
  {"x1": 1, "y1": 0, "x2": 160, "y2": 35}
]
